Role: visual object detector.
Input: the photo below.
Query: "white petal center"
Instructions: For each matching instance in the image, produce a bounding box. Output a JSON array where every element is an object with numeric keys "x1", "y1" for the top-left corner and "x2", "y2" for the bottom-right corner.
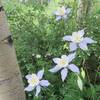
[
  {"x1": 28, "y1": 74, "x2": 39, "y2": 86},
  {"x1": 72, "y1": 33, "x2": 83, "y2": 43},
  {"x1": 58, "y1": 59, "x2": 68, "y2": 67},
  {"x1": 58, "y1": 7, "x2": 66, "y2": 16}
]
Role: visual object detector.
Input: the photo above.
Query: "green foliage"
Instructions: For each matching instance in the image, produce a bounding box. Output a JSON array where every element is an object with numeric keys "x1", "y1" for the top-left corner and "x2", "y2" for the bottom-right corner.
[{"x1": 4, "y1": 0, "x2": 100, "y2": 100}]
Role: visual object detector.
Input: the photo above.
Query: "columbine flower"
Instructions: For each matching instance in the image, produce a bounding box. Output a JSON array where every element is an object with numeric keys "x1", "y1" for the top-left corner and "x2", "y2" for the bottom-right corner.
[
  {"x1": 49, "y1": 53, "x2": 79, "y2": 81},
  {"x1": 54, "y1": 6, "x2": 71, "y2": 21},
  {"x1": 63, "y1": 29, "x2": 95, "y2": 52},
  {"x1": 24, "y1": 69, "x2": 50, "y2": 96}
]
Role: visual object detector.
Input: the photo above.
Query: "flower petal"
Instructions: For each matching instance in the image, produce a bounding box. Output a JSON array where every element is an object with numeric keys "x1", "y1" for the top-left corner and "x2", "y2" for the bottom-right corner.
[
  {"x1": 63, "y1": 15, "x2": 67, "y2": 19},
  {"x1": 79, "y1": 42, "x2": 88, "y2": 50},
  {"x1": 83, "y1": 37, "x2": 95, "y2": 44},
  {"x1": 72, "y1": 32, "x2": 78, "y2": 37},
  {"x1": 63, "y1": 35, "x2": 72, "y2": 41},
  {"x1": 61, "y1": 55, "x2": 68, "y2": 60},
  {"x1": 25, "y1": 74, "x2": 32, "y2": 80},
  {"x1": 78, "y1": 29, "x2": 85, "y2": 37},
  {"x1": 49, "y1": 65, "x2": 62, "y2": 73},
  {"x1": 67, "y1": 52, "x2": 76, "y2": 63},
  {"x1": 61, "y1": 68, "x2": 68, "y2": 82},
  {"x1": 37, "y1": 69, "x2": 44, "y2": 80},
  {"x1": 66, "y1": 8, "x2": 71, "y2": 14},
  {"x1": 61, "y1": 6, "x2": 66, "y2": 11},
  {"x1": 68, "y1": 64, "x2": 79, "y2": 73},
  {"x1": 53, "y1": 58, "x2": 60, "y2": 64},
  {"x1": 56, "y1": 16, "x2": 62, "y2": 21},
  {"x1": 70, "y1": 42, "x2": 77, "y2": 52},
  {"x1": 54, "y1": 11, "x2": 59, "y2": 15},
  {"x1": 40, "y1": 80, "x2": 50, "y2": 87},
  {"x1": 35, "y1": 85, "x2": 41, "y2": 97},
  {"x1": 24, "y1": 85, "x2": 34, "y2": 92}
]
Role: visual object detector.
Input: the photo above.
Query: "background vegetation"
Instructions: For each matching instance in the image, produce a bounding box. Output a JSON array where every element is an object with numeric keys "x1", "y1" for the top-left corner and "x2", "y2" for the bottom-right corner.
[{"x1": 2, "y1": 0, "x2": 100, "y2": 100}]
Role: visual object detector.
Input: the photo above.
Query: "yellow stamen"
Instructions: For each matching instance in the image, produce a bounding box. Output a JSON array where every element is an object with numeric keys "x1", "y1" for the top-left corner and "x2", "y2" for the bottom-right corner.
[
  {"x1": 28, "y1": 74, "x2": 39, "y2": 86},
  {"x1": 59, "y1": 59, "x2": 68, "y2": 67},
  {"x1": 59, "y1": 8, "x2": 65, "y2": 16},
  {"x1": 73, "y1": 34, "x2": 83, "y2": 43}
]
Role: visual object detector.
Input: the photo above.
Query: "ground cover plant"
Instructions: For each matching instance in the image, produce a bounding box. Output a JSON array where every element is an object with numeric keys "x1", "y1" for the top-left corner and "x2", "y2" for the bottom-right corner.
[{"x1": 3, "y1": 0, "x2": 100, "y2": 100}]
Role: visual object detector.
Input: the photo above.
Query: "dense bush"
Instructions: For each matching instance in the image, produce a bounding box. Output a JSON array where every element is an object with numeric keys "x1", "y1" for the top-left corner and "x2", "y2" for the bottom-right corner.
[{"x1": 4, "y1": 0, "x2": 100, "y2": 100}]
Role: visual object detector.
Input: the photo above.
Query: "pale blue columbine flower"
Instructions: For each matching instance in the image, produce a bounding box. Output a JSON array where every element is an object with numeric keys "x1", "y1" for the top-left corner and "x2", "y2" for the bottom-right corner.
[
  {"x1": 54, "y1": 6, "x2": 71, "y2": 21},
  {"x1": 49, "y1": 53, "x2": 79, "y2": 82},
  {"x1": 24, "y1": 69, "x2": 50, "y2": 96},
  {"x1": 63, "y1": 29, "x2": 95, "y2": 52}
]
